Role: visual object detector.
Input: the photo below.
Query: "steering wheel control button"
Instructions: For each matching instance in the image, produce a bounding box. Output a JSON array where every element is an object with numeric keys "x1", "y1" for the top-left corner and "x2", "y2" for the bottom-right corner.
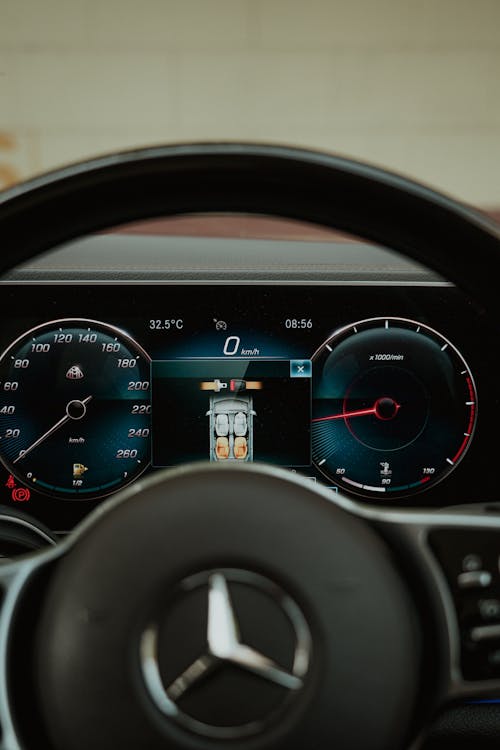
[
  {"x1": 457, "y1": 570, "x2": 492, "y2": 589},
  {"x1": 140, "y1": 569, "x2": 311, "y2": 739},
  {"x1": 478, "y1": 599, "x2": 500, "y2": 620},
  {"x1": 462, "y1": 554, "x2": 483, "y2": 572},
  {"x1": 470, "y1": 624, "x2": 500, "y2": 643}
]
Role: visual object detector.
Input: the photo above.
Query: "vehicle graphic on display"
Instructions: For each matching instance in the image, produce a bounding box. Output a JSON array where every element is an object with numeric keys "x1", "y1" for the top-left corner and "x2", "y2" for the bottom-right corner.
[
  {"x1": 202, "y1": 379, "x2": 262, "y2": 461},
  {"x1": 207, "y1": 395, "x2": 255, "y2": 461}
]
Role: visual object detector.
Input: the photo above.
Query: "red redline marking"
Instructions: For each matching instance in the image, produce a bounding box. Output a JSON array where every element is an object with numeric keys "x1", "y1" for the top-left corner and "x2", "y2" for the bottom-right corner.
[{"x1": 452, "y1": 376, "x2": 476, "y2": 463}]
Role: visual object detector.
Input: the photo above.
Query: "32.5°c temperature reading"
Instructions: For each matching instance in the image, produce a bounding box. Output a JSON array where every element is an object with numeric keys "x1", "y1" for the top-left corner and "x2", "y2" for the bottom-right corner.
[{"x1": 149, "y1": 319, "x2": 184, "y2": 330}]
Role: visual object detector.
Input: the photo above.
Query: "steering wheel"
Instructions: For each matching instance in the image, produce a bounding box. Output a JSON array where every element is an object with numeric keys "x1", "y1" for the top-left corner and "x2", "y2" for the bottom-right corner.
[{"x1": 1, "y1": 144, "x2": 499, "y2": 750}]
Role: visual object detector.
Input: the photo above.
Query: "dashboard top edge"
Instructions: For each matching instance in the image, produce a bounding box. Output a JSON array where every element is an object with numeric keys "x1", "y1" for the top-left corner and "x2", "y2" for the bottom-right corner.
[{"x1": 0, "y1": 279, "x2": 454, "y2": 287}]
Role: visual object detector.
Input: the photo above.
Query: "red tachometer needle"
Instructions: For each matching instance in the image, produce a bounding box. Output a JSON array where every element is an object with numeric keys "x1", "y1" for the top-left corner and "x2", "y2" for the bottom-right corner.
[
  {"x1": 312, "y1": 397, "x2": 400, "y2": 423},
  {"x1": 312, "y1": 406, "x2": 377, "y2": 423}
]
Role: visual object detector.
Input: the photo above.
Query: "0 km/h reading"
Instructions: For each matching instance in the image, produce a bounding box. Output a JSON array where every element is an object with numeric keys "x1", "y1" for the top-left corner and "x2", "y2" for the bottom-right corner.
[
  {"x1": 0, "y1": 319, "x2": 151, "y2": 500},
  {"x1": 312, "y1": 317, "x2": 477, "y2": 499}
]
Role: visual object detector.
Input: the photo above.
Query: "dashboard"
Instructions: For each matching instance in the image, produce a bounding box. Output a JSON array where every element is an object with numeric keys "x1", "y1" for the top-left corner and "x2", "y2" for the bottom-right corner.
[
  {"x1": 1, "y1": 145, "x2": 500, "y2": 750},
  {"x1": 0, "y1": 225, "x2": 495, "y2": 541}
]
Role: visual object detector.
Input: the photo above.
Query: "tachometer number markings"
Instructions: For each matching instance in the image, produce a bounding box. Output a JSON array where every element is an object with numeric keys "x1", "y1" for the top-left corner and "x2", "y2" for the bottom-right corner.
[{"x1": 312, "y1": 316, "x2": 478, "y2": 500}]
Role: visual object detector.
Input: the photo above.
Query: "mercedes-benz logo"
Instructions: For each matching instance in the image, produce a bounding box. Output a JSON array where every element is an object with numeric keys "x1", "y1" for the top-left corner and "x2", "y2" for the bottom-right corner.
[{"x1": 139, "y1": 569, "x2": 312, "y2": 739}]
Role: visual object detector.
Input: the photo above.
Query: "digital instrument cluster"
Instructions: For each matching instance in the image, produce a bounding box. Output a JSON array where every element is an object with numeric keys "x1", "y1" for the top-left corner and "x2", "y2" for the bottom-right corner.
[{"x1": 0, "y1": 282, "x2": 491, "y2": 534}]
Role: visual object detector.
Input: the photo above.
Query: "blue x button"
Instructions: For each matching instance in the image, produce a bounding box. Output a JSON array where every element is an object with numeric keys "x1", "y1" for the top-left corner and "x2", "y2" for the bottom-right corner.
[{"x1": 290, "y1": 359, "x2": 312, "y2": 378}]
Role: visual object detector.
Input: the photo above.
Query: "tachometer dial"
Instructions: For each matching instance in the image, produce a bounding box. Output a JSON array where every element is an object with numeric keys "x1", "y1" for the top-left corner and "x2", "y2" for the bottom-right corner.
[
  {"x1": 0, "y1": 319, "x2": 151, "y2": 500},
  {"x1": 312, "y1": 317, "x2": 477, "y2": 499}
]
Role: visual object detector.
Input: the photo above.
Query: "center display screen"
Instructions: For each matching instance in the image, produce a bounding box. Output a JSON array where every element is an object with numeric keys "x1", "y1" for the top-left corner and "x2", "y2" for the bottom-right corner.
[{"x1": 152, "y1": 359, "x2": 312, "y2": 467}]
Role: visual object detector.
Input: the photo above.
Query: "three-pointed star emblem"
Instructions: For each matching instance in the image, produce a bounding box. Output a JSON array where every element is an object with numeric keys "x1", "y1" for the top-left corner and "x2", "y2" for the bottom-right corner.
[
  {"x1": 166, "y1": 572, "x2": 303, "y2": 702},
  {"x1": 139, "y1": 568, "x2": 312, "y2": 738}
]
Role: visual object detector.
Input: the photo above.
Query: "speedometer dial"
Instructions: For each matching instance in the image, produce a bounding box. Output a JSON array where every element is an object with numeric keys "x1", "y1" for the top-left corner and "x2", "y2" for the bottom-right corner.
[
  {"x1": 0, "y1": 319, "x2": 151, "y2": 500},
  {"x1": 312, "y1": 317, "x2": 477, "y2": 499}
]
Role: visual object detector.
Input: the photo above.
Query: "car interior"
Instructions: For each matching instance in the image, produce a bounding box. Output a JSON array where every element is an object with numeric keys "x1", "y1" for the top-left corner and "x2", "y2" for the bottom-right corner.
[{"x1": 0, "y1": 142, "x2": 499, "y2": 749}]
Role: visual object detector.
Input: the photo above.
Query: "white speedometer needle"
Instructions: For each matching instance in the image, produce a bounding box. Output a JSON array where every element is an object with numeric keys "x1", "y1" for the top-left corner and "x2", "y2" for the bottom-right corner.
[{"x1": 14, "y1": 395, "x2": 93, "y2": 464}]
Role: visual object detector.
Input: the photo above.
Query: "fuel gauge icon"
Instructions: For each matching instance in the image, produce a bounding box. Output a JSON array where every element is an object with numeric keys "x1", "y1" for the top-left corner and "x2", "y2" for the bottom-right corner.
[{"x1": 73, "y1": 463, "x2": 88, "y2": 479}]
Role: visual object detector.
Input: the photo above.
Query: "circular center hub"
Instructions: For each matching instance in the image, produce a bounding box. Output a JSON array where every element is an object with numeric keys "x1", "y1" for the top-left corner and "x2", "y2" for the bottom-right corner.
[
  {"x1": 140, "y1": 569, "x2": 312, "y2": 739},
  {"x1": 374, "y1": 396, "x2": 400, "y2": 421}
]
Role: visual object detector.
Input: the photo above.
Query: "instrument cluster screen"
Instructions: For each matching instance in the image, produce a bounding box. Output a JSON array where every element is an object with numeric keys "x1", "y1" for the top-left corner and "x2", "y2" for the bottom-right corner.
[{"x1": 0, "y1": 282, "x2": 493, "y2": 533}]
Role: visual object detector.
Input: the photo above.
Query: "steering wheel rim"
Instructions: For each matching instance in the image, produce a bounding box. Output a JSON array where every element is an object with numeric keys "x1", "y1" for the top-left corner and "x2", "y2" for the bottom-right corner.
[
  {"x1": 1, "y1": 142, "x2": 499, "y2": 307},
  {"x1": 1, "y1": 143, "x2": 500, "y2": 750}
]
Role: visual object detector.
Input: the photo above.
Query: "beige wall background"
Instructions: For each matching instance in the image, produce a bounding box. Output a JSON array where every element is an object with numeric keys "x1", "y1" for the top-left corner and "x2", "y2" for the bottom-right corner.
[{"x1": 1, "y1": 0, "x2": 499, "y2": 210}]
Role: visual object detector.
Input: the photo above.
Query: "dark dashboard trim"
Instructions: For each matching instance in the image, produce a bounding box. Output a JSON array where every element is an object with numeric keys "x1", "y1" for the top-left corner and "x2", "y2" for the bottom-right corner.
[
  {"x1": 0, "y1": 513, "x2": 56, "y2": 547},
  {"x1": 0, "y1": 280, "x2": 453, "y2": 286}
]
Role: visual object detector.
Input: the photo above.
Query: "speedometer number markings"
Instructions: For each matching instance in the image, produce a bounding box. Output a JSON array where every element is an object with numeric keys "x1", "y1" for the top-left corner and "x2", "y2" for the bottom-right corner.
[{"x1": 0, "y1": 319, "x2": 151, "y2": 501}]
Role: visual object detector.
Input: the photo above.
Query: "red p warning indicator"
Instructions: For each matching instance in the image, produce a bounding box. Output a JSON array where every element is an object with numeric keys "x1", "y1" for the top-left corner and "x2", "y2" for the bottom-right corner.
[{"x1": 12, "y1": 487, "x2": 30, "y2": 502}]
